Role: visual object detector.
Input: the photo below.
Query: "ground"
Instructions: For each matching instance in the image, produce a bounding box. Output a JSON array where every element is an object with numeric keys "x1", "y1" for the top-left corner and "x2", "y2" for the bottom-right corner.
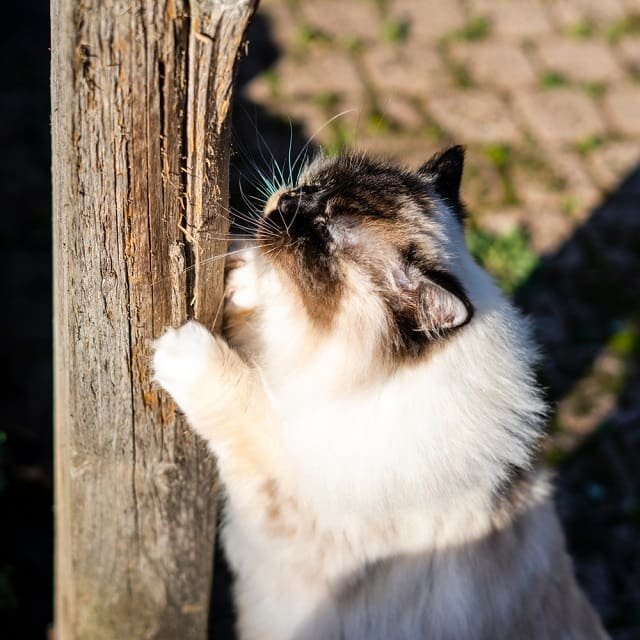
[{"x1": 1, "y1": 0, "x2": 639, "y2": 638}]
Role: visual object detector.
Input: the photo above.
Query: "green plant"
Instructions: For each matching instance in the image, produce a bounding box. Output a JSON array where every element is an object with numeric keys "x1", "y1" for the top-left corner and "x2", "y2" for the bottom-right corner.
[
  {"x1": 484, "y1": 144, "x2": 518, "y2": 205},
  {"x1": 560, "y1": 195, "x2": 581, "y2": 216},
  {"x1": 584, "y1": 82, "x2": 606, "y2": 99},
  {"x1": 449, "y1": 60, "x2": 474, "y2": 88},
  {"x1": 294, "y1": 24, "x2": 331, "y2": 50},
  {"x1": 262, "y1": 69, "x2": 282, "y2": 100},
  {"x1": 367, "y1": 107, "x2": 394, "y2": 133},
  {"x1": 466, "y1": 226, "x2": 539, "y2": 293},
  {"x1": 459, "y1": 15, "x2": 492, "y2": 41},
  {"x1": 382, "y1": 17, "x2": 409, "y2": 44},
  {"x1": 606, "y1": 13, "x2": 640, "y2": 43},
  {"x1": 608, "y1": 320, "x2": 640, "y2": 357},
  {"x1": 312, "y1": 91, "x2": 340, "y2": 110},
  {"x1": 566, "y1": 19, "x2": 596, "y2": 39},
  {"x1": 344, "y1": 36, "x2": 365, "y2": 54},
  {"x1": 575, "y1": 134, "x2": 603, "y2": 155},
  {"x1": 539, "y1": 70, "x2": 568, "y2": 89}
]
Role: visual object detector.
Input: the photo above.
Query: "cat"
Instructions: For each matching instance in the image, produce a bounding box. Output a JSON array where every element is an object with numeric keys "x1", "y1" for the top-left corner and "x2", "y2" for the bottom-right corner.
[{"x1": 153, "y1": 147, "x2": 608, "y2": 639}]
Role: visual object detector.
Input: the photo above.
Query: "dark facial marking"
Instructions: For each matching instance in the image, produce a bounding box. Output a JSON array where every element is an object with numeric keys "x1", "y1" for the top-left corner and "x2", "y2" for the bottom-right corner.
[{"x1": 257, "y1": 150, "x2": 474, "y2": 345}]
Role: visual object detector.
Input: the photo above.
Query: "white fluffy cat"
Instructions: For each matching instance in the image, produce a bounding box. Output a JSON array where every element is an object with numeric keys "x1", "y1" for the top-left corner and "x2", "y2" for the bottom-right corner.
[{"x1": 153, "y1": 148, "x2": 607, "y2": 639}]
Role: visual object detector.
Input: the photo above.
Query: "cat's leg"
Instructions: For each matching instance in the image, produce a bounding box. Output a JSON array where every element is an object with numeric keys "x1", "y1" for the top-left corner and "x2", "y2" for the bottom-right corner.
[
  {"x1": 223, "y1": 243, "x2": 262, "y2": 356},
  {"x1": 152, "y1": 321, "x2": 281, "y2": 480}
]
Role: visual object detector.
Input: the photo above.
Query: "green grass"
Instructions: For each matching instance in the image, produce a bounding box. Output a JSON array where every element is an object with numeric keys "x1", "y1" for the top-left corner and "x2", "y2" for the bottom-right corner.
[
  {"x1": 262, "y1": 69, "x2": 282, "y2": 100},
  {"x1": 449, "y1": 60, "x2": 474, "y2": 88},
  {"x1": 382, "y1": 17, "x2": 409, "y2": 44},
  {"x1": 344, "y1": 36, "x2": 365, "y2": 54},
  {"x1": 294, "y1": 24, "x2": 331, "y2": 50},
  {"x1": 467, "y1": 226, "x2": 539, "y2": 293},
  {"x1": 366, "y1": 107, "x2": 394, "y2": 133},
  {"x1": 484, "y1": 144, "x2": 518, "y2": 205},
  {"x1": 566, "y1": 19, "x2": 597, "y2": 39},
  {"x1": 606, "y1": 13, "x2": 640, "y2": 43},
  {"x1": 312, "y1": 91, "x2": 340, "y2": 110},
  {"x1": 560, "y1": 195, "x2": 581, "y2": 217},
  {"x1": 539, "y1": 70, "x2": 569, "y2": 89},
  {"x1": 608, "y1": 320, "x2": 640, "y2": 357},
  {"x1": 458, "y1": 16, "x2": 492, "y2": 41},
  {"x1": 575, "y1": 134, "x2": 603, "y2": 155},
  {"x1": 584, "y1": 82, "x2": 607, "y2": 99}
]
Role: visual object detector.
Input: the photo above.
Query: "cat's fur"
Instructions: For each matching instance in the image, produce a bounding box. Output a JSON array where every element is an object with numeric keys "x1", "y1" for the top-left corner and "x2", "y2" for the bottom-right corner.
[{"x1": 153, "y1": 148, "x2": 607, "y2": 639}]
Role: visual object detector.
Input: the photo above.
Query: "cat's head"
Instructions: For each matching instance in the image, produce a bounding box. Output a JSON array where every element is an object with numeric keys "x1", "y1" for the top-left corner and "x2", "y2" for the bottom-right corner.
[{"x1": 254, "y1": 146, "x2": 481, "y2": 367}]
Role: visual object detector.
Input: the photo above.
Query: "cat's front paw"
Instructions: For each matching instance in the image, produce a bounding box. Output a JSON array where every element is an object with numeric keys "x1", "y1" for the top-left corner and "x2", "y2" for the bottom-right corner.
[
  {"x1": 225, "y1": 244, "x2": 259, "y2": 314},
  {"x1": 152, "y1": 321, "x2": 224, "y2": 411}
]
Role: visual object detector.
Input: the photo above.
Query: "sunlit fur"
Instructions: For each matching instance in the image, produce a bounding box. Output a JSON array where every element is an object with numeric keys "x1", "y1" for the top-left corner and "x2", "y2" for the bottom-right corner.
[{"x1": 154, "y1": 149, "x2": 607, "y2": 639}]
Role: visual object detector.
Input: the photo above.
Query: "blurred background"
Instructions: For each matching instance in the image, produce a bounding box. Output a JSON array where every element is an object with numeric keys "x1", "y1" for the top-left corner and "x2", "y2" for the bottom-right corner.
[{"x1": 1, "y1": 0, "x2": 639, "y2": 638}]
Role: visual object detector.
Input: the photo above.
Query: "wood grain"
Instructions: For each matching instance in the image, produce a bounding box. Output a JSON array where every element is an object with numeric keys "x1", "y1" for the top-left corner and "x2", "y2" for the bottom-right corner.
[{"x1": 51, "y1": 1, "x2": 257, "y2": 637}]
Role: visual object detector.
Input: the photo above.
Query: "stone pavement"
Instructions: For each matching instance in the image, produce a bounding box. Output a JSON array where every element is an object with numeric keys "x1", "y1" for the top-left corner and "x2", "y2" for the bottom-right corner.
[
  {"x1": 228, "y1": 2, "x2": 640, "y2": 638},
  {"x1": 242, "y1": 0, "x2": 640, "y2": 252}
]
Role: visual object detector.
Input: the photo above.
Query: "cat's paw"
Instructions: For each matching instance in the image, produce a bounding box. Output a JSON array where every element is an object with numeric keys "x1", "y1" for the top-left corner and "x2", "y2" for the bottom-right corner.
[
  {"x1": 152, "y1": 321, "x2": 224, "y2": 410},
  {"x1": 225, "y1": 244, "x2": 259, "y2": 314}
]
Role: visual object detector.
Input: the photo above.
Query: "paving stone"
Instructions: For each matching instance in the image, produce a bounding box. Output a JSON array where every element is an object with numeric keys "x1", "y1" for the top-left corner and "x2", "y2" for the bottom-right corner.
[
  {"x1": 548, "y1": 0, "x2": 626, "y2": 27},
  {"x1": 275, "y1": 100, "x2": 331, "y2": 145},
  {"x1": 364, "y1": 46, "x2": 449, "y2": 95},
  {"x1": 463, "y1": 149, "x2": 507, "y2": 206},
  {"x1": 392, "y1": 0, "x2": 466, "y2": 42},
  {"x1": 523, "y1": 207, "x2": 575, "y2": 253},
  {"x1": 617, "y1": 37, "x2": 640, "y2": 74},
  {"x1": 588, "y1": 141, "x2": 640, "y2": 190},
  {"x1": 604, "y1": 85, "x2": 640, "y2": 135},
  {"x1": 469, "y1": 0, "x2": 553, "y2": 38},
  {"x1": 353, "y1": 135, "x2": 434, "y2": 166},
  {"x1": 242, "y1": 75, "x2": 275, "y2": 105},
  {"x1": 428, "y1": 91, "x2": 521, "y2": 142},
  {"x1": 276, "y1": 49, "x2": 363, "y2": 97},
  {"x1": 516, "y1": 178, "x2": 564, "y2": 212},
  {"x1": 301, "y1": 1, "x2": 381, "y2": 41},
  {"x1": 450, "y1": 41, "x2": 536, "y2": 90},
  {"x1": 378, "y1": 95, "x2": 424, "y2": 130},
  {"x1": 259, "y1": 4, "x2": 299, "y2": 51},
  {"x1": 477, "y1": 208, "x2": 524, "y2": 235},
  {"x1": 536, "y1": 39, "x2": 623, "y2": 83},
  {"x1": 513, "y1": 89, "x2": 606, "y2": 143},
  {"x1": 549, "y1": 151, "x2": 603, "y2": 212}
]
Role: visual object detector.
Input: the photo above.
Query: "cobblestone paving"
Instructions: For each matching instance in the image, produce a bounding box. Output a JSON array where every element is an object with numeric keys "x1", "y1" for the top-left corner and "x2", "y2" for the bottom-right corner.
[{"x1": 227, "y1": 1, "x2": 640, "y2": 637}]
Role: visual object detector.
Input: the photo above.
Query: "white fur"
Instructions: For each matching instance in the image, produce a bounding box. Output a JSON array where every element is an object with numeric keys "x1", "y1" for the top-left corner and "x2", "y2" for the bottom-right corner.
[{"x1": 153, "y1": 199, "x2": 605, "y2": 639}]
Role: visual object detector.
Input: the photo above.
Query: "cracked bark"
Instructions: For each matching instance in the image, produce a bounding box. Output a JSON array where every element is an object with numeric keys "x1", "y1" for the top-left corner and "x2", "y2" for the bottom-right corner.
[{"x1": 51, "y1": 1, "x2": 257, "y2": 638}]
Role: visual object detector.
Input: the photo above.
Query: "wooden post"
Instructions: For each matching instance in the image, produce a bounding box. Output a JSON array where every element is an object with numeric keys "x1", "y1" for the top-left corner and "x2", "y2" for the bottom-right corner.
[{"x1": 51, "y1": 1, "x2": 257, "y2": 637}]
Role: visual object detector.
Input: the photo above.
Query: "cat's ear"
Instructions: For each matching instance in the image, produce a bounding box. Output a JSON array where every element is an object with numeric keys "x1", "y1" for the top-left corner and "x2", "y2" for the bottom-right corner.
[
  {"x1": 415, "y1": 274, "x2": 471, "y2": 335},
  {"x1": 393, "y1": 266, "x2": 472, "y2": 337},
  {"x1": 418, "y1": 146, "x2": 466, "y2": 222}
]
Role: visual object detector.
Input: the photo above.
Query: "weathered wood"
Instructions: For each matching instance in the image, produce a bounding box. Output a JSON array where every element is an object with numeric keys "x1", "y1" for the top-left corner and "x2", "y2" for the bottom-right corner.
[{"x1": 51, "y1": 1, "x2": 257, "y2": 637}]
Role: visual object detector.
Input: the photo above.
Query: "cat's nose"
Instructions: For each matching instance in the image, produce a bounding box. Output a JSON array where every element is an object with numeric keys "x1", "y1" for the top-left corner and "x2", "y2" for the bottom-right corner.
[
  {"x1": 272, "y1": 190, "x2": 323, "y2": 231},
  {"x1": 277, "y1": 192, "x2": 301, "y2": 218}
]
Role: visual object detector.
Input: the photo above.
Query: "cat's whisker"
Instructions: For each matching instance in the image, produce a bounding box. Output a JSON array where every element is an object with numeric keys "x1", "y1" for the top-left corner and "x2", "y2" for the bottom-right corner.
[{"x1": 290, "y1": 109, "x2": 358, "y2": 178}]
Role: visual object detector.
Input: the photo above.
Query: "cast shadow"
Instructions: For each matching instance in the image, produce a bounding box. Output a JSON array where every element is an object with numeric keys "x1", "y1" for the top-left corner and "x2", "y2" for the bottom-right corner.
[{"x1": 515, "y1": 166, "x2": 640, "y2": 635}]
